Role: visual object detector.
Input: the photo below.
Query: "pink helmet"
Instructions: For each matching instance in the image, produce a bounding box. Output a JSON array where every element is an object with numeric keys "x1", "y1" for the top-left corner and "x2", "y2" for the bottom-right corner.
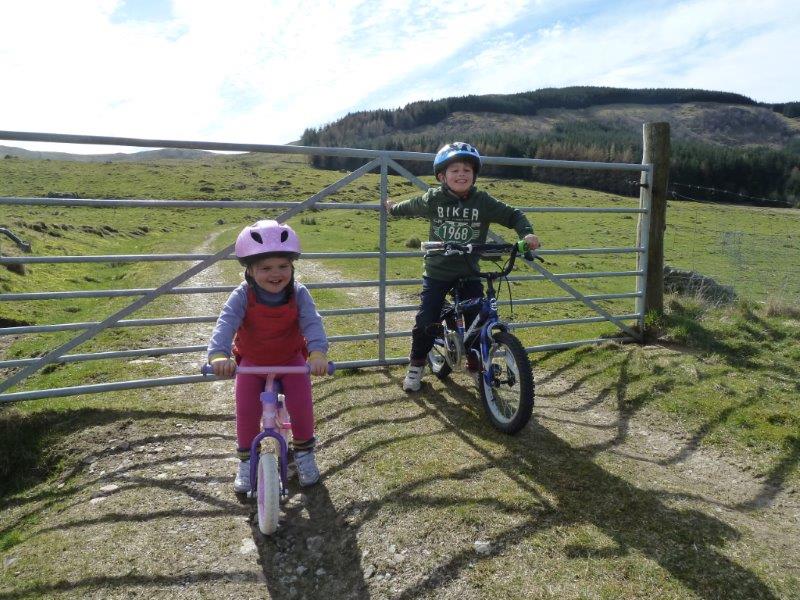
[{"x1": 234, "y1": 220, "x2": 301, "y2": 264}]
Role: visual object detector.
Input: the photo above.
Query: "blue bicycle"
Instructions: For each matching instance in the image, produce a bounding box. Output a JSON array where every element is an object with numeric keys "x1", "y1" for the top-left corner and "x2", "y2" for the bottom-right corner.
[{"x1": 422, "y1": 240, "x2": 537, "y2": 434}]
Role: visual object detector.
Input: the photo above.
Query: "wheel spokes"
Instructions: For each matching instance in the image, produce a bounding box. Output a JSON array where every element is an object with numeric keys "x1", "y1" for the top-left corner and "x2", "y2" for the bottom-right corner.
[
  {"x1": 487, "y1": 343, "x2": 520, "y2": 421},
  {"x1": 430, "y1": 345, "x2": 447, "y2": 368}
]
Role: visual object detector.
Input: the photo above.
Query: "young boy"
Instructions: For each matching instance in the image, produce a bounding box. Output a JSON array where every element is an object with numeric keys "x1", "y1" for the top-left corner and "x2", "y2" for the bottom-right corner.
[{"x1": 384, "y1": 142, "x2": 540, "y2": 392}]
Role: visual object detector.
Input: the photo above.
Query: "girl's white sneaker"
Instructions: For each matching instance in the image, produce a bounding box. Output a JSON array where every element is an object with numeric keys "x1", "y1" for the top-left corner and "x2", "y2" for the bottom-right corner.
[
  {"x1": 234, "y1": 458, "x2": 250, "y2": 493},
  {"x1": 294, "y1": 450, "x2": 320, "y2": 486}
]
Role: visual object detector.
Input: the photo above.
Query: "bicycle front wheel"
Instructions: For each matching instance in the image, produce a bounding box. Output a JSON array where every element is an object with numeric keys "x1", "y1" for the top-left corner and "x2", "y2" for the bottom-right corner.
[
  {"x1": 256, "y1": 453, "x2": 281, "y2": 535},
  {"x1": 478, "y1": 331, "x2": 534, "y2": 434}
]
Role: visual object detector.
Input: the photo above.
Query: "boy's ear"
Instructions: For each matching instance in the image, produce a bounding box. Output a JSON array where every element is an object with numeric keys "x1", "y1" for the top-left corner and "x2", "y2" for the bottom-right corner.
[{"x1": 436, "y1": 172, "x2": 445, "y2": 183}]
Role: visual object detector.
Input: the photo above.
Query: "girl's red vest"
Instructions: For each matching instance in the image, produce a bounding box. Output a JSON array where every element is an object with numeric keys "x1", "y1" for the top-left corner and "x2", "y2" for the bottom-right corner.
[{"x1": 233, "y1": 288, "x2": 307, "y2": 365}]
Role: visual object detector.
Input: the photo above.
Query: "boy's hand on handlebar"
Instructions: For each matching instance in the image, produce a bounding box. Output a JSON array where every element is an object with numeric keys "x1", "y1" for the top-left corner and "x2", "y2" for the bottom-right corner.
[
  {"x1": 307, "y1": 351, "x2": 329, "y2": 376},
  {"x1": 209, "y1": 356, "x2": 236, "y2": 378},
  {"x1": 383, "y1": 199, "x2": 395, "y2": 211},
  {"x1": 523, "y1": 233, "x2": 540, "y2": 251}
]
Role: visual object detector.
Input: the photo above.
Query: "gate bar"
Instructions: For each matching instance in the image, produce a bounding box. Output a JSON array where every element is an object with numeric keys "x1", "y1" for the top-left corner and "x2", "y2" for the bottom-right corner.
[
  {"x1": 0, "y1": 130, "x2": 647, "y2": 172},
  {"x1": 0, "y1": 158, "x2": 382, "y2": 394},
  {"x1": 1, "y1": 196, "x2": 645, "y2": 213}
]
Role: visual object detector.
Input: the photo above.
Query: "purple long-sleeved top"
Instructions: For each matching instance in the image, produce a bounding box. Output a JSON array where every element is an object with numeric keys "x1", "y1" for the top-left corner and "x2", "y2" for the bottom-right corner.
[{"x1": 207, "y1": 281, "x2": 328, "y2": 361}]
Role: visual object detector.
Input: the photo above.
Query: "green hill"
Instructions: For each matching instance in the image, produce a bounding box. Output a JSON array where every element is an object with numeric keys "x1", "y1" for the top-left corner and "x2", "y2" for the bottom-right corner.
[
  {"x1": 301, "y1": 87, "x2": 800, "y2": 206},
  {"x1": 0, "y1": 145, "x2": 214, "y2": 162}
]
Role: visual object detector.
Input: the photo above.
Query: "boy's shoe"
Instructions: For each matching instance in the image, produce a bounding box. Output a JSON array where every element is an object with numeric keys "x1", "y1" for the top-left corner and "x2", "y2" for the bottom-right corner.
[
  {"x1": 234, "y1": 459, "x2": 251, "y2": 493},
  {"x1": 403, "y1": 364, "x2": 425, "y2": 392},
  {"x1": 294, "y1": 450, "x2": 320, "y2": 487}
]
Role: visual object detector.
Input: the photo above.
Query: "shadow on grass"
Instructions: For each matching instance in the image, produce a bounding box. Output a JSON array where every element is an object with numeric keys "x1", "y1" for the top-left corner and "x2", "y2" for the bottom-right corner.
[
  {"x1": 540, "y1": 325, "x2": 799, "y2": 509},
  {"x1": 0, "y1": 406, "x2": 231, "y2": 501},
  {"x1": 657, "y1": 394, "x2": 764, "y2": 467},
  {"x1": 256, "y1": 482, "x2": 371, "y2": 600},
  {"x1": 736, "y1": 434, "x2": 800, "y2": 510},
  {"x1": 387, "y1": 382, "x2": 781, "y2": 599},
  {"x1": 662, "y1": 301, "x2": 794, "y2": 372},
  {"x1": 27, "y1": 468, "x2": 240, "y2": 537},
  {"x1": 0, "y1": 404, "x2": 236, "y2": 560},
  {"x1": 0, "y1": 571, "x2": 264, "y2": 600}
]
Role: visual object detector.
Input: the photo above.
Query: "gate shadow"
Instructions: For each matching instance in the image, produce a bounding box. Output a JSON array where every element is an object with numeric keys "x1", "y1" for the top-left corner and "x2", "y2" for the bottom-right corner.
[{"x1": 386, "y1": 378, "x2": 779, "y2": 599}]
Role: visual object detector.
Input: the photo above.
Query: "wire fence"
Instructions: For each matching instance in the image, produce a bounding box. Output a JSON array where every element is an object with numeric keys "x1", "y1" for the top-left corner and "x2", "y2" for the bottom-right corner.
[{"x1": 666, "y1": 185, "x2": 800, "y2": 305}]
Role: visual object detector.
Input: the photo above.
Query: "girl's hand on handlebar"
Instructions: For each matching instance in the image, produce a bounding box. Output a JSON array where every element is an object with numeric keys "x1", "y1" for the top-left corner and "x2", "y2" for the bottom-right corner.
[
  {"x1": 523, "y1": 233, "x2": 540, "y2": 251},
  {"x1": 210, "y1": 356, "x2": 237, "y2": 378},
  {"x1": 307, "y1": 351, "x2": 329, "y2": 376}
]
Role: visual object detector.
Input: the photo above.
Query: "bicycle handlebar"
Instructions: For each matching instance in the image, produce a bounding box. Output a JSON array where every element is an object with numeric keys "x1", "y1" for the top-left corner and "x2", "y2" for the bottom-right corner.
[
  {"x1": 422, "y1": 240, "x2": 507, "y2": 253},
  {"x1": 200, "y1": 362, "x2": 336, "y2": 376},
  {"x1": 421, "y1": 240, "x2": 542, "y2": 279}
]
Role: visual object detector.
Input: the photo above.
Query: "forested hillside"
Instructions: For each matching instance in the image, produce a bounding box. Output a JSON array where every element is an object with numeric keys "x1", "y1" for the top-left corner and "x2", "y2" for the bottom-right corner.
[{"x1": 301, "y1": 87, "x2": 800, "y2": 206}]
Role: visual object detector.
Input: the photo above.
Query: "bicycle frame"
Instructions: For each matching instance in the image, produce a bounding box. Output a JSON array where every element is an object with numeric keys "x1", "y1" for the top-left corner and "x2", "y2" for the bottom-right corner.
[
  {"x1": 425, "y1": 241, "x2": 534, "y2": 380},
  {"x1": 200, "y1": 363, "x2": 331, "y2": 498},
  {"x1": 240, "y1": 365, "x2": 308, "y2": 499},
  {"x1": 446, "y1": 279, "x2": 506, "y2": 383}
]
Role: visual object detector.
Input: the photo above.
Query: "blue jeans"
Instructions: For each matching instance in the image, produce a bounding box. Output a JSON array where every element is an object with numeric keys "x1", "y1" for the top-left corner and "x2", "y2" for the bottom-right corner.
[{"x1": 410, "y1": 276, "x2": 483, "y2": 363}]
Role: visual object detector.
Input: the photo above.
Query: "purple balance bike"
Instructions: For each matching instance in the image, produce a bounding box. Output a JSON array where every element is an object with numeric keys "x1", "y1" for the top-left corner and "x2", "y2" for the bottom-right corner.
[{"x1": 201, "y1": 362, "x2": 334, "y2": 535}]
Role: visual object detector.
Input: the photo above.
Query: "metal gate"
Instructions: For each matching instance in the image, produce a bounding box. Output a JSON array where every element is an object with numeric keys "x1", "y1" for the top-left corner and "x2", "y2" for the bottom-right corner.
[{"x1": 1, "y1": 130, "x2": 651, "y2": 402}]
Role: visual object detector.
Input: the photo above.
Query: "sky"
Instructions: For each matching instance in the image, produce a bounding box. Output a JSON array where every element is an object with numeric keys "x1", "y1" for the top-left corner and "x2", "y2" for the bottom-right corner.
[{"x1": 1, "y1": 0, "x2": 799, "y2": 154}]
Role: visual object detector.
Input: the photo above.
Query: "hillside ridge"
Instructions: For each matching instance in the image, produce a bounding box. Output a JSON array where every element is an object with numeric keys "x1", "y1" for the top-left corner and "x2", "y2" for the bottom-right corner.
[
  {"x1": 299, "y1": 86, "x2": 800, "y2": 205},
  {"x1": 0, "y1": 145, "x2": 215, "y2": 162}
]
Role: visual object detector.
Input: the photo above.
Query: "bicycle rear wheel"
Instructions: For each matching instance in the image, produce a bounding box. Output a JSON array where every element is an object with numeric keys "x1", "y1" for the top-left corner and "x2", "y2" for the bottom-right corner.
[
  {"x1": 427, "y1": 331, "x2": 453, "y2": 380},
  {"x1": 256, "y1": 453, "x2": 281, "y2": 535},
  {"x1": 478, "y1": 331, "x2": 534, "y2": 434},
  {"x1": 426, "y1": 303, "x2": 457, "y2": 380}
]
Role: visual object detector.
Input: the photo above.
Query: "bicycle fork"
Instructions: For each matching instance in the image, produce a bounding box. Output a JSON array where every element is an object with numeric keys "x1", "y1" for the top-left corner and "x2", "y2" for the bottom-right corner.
[
  {"x1": 249, "y1": 388, "x2": 292, "y2": 499},
  {"x1": 479, "y1": 320, "x2": 519, "y2": 390}
]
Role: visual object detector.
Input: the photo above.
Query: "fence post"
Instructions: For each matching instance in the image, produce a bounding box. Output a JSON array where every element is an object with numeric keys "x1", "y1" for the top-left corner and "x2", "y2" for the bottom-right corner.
[
  {"x1": 638, "y1": 122, "x2": 670, "y2": 322},
  {"x1": 378, "y1": 155, "x2": 388, "y2": 363}
]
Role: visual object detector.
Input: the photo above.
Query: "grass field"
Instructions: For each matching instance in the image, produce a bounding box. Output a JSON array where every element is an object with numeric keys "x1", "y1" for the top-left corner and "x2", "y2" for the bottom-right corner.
[
  {"x1": 1, "y1": 152, "x2": 799, "y2": 598},
  {"x1": 2, "y1": 151, "x2": 799, "y2": 472}
]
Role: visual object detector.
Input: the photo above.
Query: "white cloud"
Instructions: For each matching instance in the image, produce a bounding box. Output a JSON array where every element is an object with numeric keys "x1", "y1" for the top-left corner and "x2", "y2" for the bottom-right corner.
[
  {"x1": 459, "y1": 0, "x2": 800, "y2": 100},
  {"x1": 1, "y1": 0, "x2": 798, "y2": 154}
]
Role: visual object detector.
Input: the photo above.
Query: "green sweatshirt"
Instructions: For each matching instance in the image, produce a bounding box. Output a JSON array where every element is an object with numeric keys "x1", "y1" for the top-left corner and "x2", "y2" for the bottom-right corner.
[{"x1": 389, "y1": 185, "x2": 534, "y2": 280}]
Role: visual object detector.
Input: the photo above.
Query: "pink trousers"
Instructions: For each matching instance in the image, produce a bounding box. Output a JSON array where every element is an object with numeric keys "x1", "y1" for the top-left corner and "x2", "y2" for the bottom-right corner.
[{"x1": 235, "y1": 353, "x2": 315, "y2": 451}]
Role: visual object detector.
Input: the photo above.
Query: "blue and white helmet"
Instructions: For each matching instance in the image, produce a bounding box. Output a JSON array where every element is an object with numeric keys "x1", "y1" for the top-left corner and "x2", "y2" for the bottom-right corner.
[{"x1": 433, "y1": 142, "x2": 481, "y2": 178}]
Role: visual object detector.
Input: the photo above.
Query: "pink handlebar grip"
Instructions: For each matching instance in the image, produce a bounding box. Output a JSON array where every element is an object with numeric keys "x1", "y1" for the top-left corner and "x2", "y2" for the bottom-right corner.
[{"x1": 201, "y1": 362, "x2": 335, "y2": 376}]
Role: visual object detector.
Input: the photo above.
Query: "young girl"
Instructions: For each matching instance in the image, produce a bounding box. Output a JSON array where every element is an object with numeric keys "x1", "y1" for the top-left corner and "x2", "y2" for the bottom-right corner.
[
  {"x1": 207, "y1": 219, "x2": 329, "y2": 490},
  {"x1": 384, "y1": 142, "x2": 540, "y2": 392}
]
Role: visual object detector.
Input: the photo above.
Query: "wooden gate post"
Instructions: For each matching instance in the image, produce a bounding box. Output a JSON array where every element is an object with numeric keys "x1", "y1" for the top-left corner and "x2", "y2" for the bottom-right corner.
[{"x1": 638, "y1": 122, "x2": 670, "y2": 320}]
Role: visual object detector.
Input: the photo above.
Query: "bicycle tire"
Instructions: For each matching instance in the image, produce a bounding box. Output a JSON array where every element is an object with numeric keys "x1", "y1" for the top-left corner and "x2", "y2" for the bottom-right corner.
[
  {"x1": 256, "y1": 453, "x2": 281, "y2": 535},
  {"x1": 478, "y1": 331, "x2": 534, "y2": 434}
]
